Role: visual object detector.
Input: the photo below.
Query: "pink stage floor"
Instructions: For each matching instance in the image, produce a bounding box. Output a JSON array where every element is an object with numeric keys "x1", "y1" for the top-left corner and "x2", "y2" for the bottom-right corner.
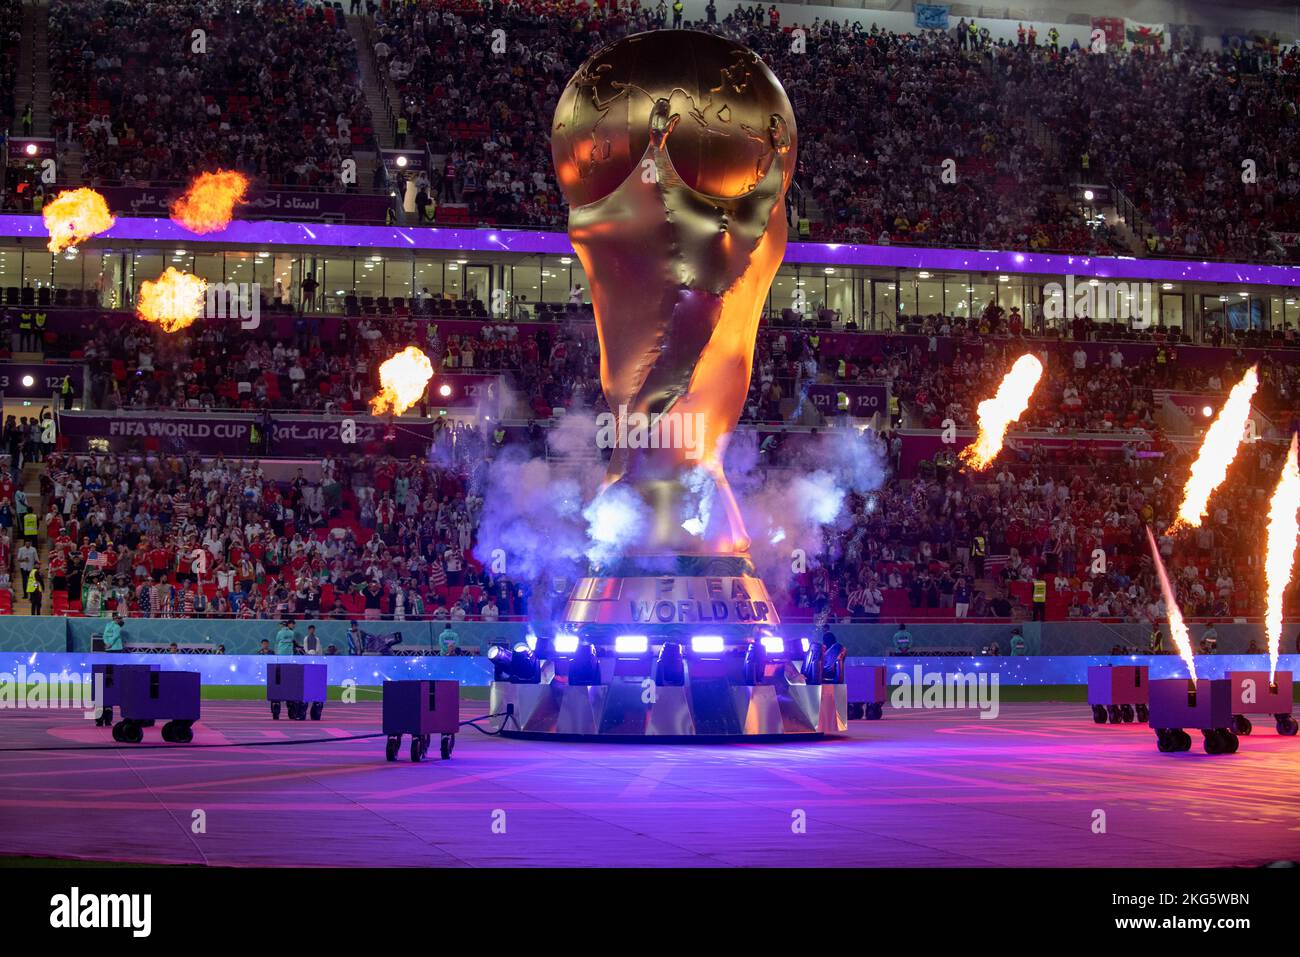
[{"x1": 1, "y1": 701, "x2": 1297, "y2": 867}]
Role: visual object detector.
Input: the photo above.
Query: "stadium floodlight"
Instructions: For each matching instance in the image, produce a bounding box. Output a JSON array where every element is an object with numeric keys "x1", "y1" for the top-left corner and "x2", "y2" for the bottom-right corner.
[
  {"x1": 760, "y1": 635, "x2": 785, "y2": 654},
  {"x1": 553, "y1": 633, "x2": 579, "y2": 654}
]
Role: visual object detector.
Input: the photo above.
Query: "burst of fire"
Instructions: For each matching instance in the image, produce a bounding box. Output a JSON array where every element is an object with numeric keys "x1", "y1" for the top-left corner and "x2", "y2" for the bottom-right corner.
[
  {"x1": 170, "y1": 170, "x2": 250, "y2": 234},
  {"x1": 42, "y1": 188, "x2": 116, "y2": 253},
  {"x1": 370, "y1": 346, "x2": 434, "y2": 416},
  {"x1": 1170, "y1": 365, "x2": 1259, "y2": 532},
  {"x1": 1144, "y1": 525, "x2": 1197, "y2": 682},
  {"x1": 136, "y1": 267, "x2": 208, "y2": 333},
  {"x1": 958, "y1": 354, "x2": 1044, "y2": 471},
  {"x1": 1263, "y1": 435, "x2": 1300, "y2": 682}
]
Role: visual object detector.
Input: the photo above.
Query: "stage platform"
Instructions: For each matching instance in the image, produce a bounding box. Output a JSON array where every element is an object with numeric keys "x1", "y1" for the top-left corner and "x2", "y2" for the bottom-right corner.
[{"x1": 1, "y1": 700, "x2": 1296, "y2": 867}]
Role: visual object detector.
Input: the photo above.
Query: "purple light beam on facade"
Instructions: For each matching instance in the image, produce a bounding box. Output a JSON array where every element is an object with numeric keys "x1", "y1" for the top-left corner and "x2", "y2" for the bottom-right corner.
[{"x1": 2, "y1": 215, "x2": 1297, "y2": 287}]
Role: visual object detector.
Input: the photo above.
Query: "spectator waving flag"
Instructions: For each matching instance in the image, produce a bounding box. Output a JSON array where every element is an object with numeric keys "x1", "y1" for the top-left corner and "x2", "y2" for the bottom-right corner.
[
  {"x1": 1125, "y1": 20, "x2": 1166, "y2": 48},
  {"x1": 914, "y1": 4, "x2": 948, "y2": 30}
]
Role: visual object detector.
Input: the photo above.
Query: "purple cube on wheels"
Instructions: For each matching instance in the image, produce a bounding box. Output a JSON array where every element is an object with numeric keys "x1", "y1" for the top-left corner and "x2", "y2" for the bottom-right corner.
[
  {"x1": 382, "y1": 680, "x2": 460, "y2": 762},
  {"x1": 266, "y1": 663, "x2": 328, "y2": 721},
  {"x1": 1147, "y1": 677, "x2": 1236, "y2": 754},
  {"x1": 1086, "y1": 665, "x2": 1149, "y2": 725},
  {"x1": 91, "y1": 663, "x2": 160, "y2": 728},
  {"x1": 1227, "y1": 671, "x2": 1297, "y2": 737},
  {"x1": 845, "y1": 665, "x2": 887, "y2": 720},
  {"x1": 112, "y1": 670, "x2": 201, "y2": 744}
]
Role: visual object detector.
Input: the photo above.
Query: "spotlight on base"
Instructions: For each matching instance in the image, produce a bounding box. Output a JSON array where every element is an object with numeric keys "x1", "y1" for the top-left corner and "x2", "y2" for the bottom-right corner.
[
  {"x1": 742, "y1": 640, "x2": 767, "y2": 686},
  {"x1": 655, "y1": 641, "x2": 685, "y2": 686},
  {"x1": 802, "y1": 642, "x2": 825, "y2": 685},
  {"x1": 487, "y1": 642, "x2": 540, "y2": 683},
  {"x1": 568, "y1": 641, "x2": 602, "y2": 686}
]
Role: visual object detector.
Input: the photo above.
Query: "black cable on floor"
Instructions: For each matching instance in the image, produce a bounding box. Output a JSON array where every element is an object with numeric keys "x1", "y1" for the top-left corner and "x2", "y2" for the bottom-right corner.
[{"x1": 0, "y1": 711, "x2": 517, "y2": 751}]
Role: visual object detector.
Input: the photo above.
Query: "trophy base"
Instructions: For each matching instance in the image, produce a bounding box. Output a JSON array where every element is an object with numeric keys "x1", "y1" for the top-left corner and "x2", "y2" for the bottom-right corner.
[
  {"x1": 560, "y1": 564, "x2": 780, "y2": 633},
  {"x1": 491, "y1": 671, "x2": 846, "y2": 740}
]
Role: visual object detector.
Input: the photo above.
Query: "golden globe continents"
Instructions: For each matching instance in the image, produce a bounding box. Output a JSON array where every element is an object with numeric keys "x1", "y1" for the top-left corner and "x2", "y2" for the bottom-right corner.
[{"x1": 551, "y1": 30, "x2": 797, "y2": 208}]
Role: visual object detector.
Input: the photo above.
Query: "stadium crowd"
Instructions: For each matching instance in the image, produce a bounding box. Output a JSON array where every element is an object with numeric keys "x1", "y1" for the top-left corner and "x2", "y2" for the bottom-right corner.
[{"x1": 47, "y1": 0, "x2": 372, "y2": 189}]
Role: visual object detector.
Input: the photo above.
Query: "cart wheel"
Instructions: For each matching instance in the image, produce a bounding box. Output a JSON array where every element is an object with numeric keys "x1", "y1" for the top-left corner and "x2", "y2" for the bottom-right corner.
[
  {"x1": 385, "y1": 736, "x2": 400, "y2": 761},
  {"x1": 309, "y1": 702, "x2": 323, "y2": 721},
  {"x1": 111, "y1": 721, "x2": 125, "y2": 742},
  {"x1": 173, "y1": 722, "x2": 193, "y2": 744},
  {"x1": 1107, "y1": 705, "x2": 1121, "y2": 724},
  {"x1": 1155, "y1": 729, "x2": 1172, "y2": 752},
  {"x1": 1203, "y1": 729, "x2": 1224, "y2": 754},
  {"x1": 97, "y1": 705, "x2": 113, "y2": 727},
  {"x1": 410, "y1": 736, "x2": 424, "y2": 762},
  {"x1": 1175, "y1": 729, "x2": 1193, "y2": 752},
  {"x1": 846, "y1": 702, "x2": 863, "y2": 720},
  {"x1": 440, "y1": 734, "x2": 454, "y2": 760},
  {"x1": 1233, "y1": 714, "x2": 1252, "y2": 735},
  {"x1": 1120, "y1": 704, "x2": 1134, "y2": 723},
  {"x1": 161, "y1": 721, "x2": 176, "y2": 743},
  {"x1": 1222, "y1": 729, "x2": 1239, "y2": 754},
  {"x1": 120, "y1": 720, "x2": 143, "y2": 744},
  {"x1": 1277, "y1": 715, "x2": 1299, "y2": 736},
  {"x1": 1136, "y1": 704, "x2": 1149, "y2": 723},
  {"x1": 1091, "y1": 705, "x2": 1108, "y2": 724},
  {"x1": 271, "y1": 701, "x2": 281, "y2": 720},
  {"x1": 867, "y1": 703, "x2": 884, "y2": 720}
]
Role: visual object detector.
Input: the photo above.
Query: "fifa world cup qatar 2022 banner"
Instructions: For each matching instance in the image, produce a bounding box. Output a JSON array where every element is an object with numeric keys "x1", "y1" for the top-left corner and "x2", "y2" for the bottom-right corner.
[{"x1": 56, "y1": 411, "x2": 448, "y2": 457}]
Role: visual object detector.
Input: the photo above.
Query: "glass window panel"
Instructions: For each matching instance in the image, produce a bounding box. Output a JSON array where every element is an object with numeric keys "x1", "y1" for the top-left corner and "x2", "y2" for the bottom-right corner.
[
  {"x1": 872, "y1": 280, "x2": 896, "y2": 331},
  {"x1": 916, "y1": 279, "x2": 943, "y2": 317},
  {"x1": 0, "y1": 247, "x2": 19, "y2": 292},
  {"x1": 541, "y1": 258, "x2": 570, "y2": 308},
  {"x1": 444, "y1": 260, "x2": 464, "y2": 300},
  {"x1": 52, "y1": 249, "x2": 83, "y2": 291},
  {"x1": 355, "y1": 256, "x2": 384, "y2": 299},
  {"x1": 414, "y1": 259, "x2": 441, "y2": 300},
  {"x1": 384, "y1": 259, "x2": 412, "y2": 302},
  {"x1": 514, "y1": 263, "x2": 542, "y2": 317},
  {"x1": 22, "y1": 250, "x2": 52, "y2": 290},
  {"x1": 192, "y1": 254, "x2": 223, "y2": 283},
  {"x1": 1161, "y1": 294, "x2": 1184, "y2": 331},
  {"x1": 825, "y1": 275, "x2": 852, "y2": 324},
  {"x1": 131, "y1": 253, "x2": 166, "y2": 306},
  {"x1": 323, "y1": 257, "x2": 354, "y2": 313}
]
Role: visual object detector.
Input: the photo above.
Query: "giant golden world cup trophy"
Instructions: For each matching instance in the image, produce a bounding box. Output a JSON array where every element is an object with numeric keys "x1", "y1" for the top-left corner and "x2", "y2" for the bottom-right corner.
[
  {"x1": 490, "y1": 32, "x2": 844, "y2": 739},
  {"x1": 554, "y1": 29, "x2": 793, "y2": 634}
]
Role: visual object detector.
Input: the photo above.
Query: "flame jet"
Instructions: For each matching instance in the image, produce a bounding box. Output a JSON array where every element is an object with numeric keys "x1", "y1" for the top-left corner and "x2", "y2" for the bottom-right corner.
[
  {"x1": 959, "y1": 354, "x2": 1044, "y2": 471},
  {"x1": 1170, "y1": 366, "x2": 1258, "y2": 532},
  {"x1": 43, "y1": 188, "x2": 115, "y2": 253},
  {"x1": 1263, "y1": 435, "x2": 1300, "y2": 683},
  {"x1": 1144, "y1": 525, "x2": 1197, "y2": 681},
  {"x1": 170, "y1": 170, "x2": 250, "y2": 234},
  {"x1": 136, "y1": 268, "x2": 207, "y2": 332},
  {"x1": 371, "y1": 347, "x2": 434, "y2": 415}
]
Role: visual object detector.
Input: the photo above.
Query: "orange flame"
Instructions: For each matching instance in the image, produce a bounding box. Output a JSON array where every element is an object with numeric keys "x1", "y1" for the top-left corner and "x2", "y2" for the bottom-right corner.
[
  {"x1": 1144, "y1": 525, "x2": 1197, "y2": 681},
  {"x1": 42, "y1": 188, "x2": 116, "y2": 253},
  {"x1": 370, "y1": 346, "x2": 434, "y2": 415},
  {"x1": 958, "y1": 354, "x2": 1043, "y2": 471},
  {"x1": 1170, "y1": 365, "x2": 1258, "y2": 532},
  {"x1": 136, "y1": 268, "x2": 208, "y2": 333},
  {"x1": 1264, "y1": 435, "x2": 1300, "y2": 682},
  {"x1": 170, "y1": 170, "x2": 250, "y2": 234}
]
